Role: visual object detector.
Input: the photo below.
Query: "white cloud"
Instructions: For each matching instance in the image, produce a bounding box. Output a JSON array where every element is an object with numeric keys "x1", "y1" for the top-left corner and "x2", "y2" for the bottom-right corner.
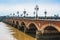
[{"x1": 0, "y1": 4, "x2": 60, "y2": 16}]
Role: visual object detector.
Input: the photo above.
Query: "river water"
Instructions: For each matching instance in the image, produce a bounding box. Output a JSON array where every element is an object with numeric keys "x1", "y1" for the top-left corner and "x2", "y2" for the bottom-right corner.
[{"x1": 0, "y1": 22, "x2": 35, "y2": 40}]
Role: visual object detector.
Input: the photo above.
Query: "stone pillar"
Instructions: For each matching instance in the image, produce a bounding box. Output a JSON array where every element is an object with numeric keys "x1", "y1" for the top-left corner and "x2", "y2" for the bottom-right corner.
[
  {"x1": 24, "y1": 28, "x2": 29, "y2": 33},
  {"x1": 18, "y1": 25, "x2": 20, "y2": 30},
  {"x1": 36, "y1": 30, "x2": 42, "y2": 40}
]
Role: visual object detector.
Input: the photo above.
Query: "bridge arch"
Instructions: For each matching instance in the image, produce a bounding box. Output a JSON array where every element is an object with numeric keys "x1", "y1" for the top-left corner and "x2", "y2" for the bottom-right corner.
[
  {"x1": 15, "y1": 21, "x2": 19, "y2": 28},
  {"x1": 16, "y1": 21, "x2": 19, "y2": 25},
  {"x1": 27, "y1": 22, "x2": 39, "y2": 30},
  {"x1": 39, "y1": 24, "x2": 60, "y2": 40},
  {"x1": 26, "y1": 23, "x2": 38, "y2": 38},
  {"x1": 41, "y1": 24, "x2": 60, "y2": 33},
  {"x1": 12, "y1": 20, "x2": 15, "y2": 24},
  {"x1": 19, "y1": 22, "x2": 26, "y2": 32},
  {"x1": 12, "y1": 20, "x2": 15, "y2": 26}
]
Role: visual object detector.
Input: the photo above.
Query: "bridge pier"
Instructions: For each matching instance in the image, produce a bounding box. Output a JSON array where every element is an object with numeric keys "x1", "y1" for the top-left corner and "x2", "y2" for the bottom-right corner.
[
  {"x1": 19, "y1": 25, "x2": 29, "y2": 33},
  {"x1": 19, "y1": 25, "x2": 24, "y2": 32},
  {"x1": 24, "y1": 27, "x2": 28, "y2": 33},
  {"x1": 36, "y1": 31, "x2": 43, "y2": 40},
  {"x1": 12, "y1": 24, "x2": 15, "y2": 27},
  {"x1": 15, "y1": 24, "x2": 18, "y2": 29}
]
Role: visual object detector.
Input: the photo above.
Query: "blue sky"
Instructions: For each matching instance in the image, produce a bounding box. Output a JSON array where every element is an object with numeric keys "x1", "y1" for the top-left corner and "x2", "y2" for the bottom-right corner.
[
  {"x1": 0, "y1": 0, "x2": 60, "y2": 4},
  {"x1": 0, "y1": 0, "x2": 60, "y2": 16}
]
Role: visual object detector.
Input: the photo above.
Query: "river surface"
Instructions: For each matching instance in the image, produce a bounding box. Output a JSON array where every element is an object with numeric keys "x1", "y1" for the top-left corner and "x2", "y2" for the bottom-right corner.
[{"x1": 0, "y1": 22, "x2": 35, "y2": 40}]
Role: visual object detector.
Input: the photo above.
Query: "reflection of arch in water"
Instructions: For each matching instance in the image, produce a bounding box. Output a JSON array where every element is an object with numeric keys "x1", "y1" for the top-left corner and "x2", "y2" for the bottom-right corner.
[
  {"x1": 44, "y1": 26, "x2": 58, "y2": 33},
  {"x1": 39, "y1": 24, "x2": 60, "y2": 40},
  {"x1": 41, "y1": 24, "x2": 60, "y2": 33},
  {"x1": 19, "y1": 22, "x2": 26, "y2": 32},
  {"x1": 26, "y1": 23, "x2": 37, "y2": 38}
]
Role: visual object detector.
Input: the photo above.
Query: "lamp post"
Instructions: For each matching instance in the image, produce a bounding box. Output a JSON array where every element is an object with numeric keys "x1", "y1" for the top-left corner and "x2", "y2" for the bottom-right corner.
[
  {"x1": 34, "y1": 11, "x2": 35, "y2": 18},
  {"x1": 10, "y1": 13, "x2": 12, "y2": 17},
  {"x1": 44, "y1": 11, "x2": 47, "y2": 18},
  {"x1": 13, "y1": 13, "x2": 15, "y2": 17},
  {"x1": 17, "y1": 11, "x2": 19, "y2": 17},
  {"x1": 23, "y1": 10, "x2": 26, "y2": 18},
  {"x1": 34, "y1": 5, "x2": 39, "y2": 20},
  {"x1": 21, "y1": 14, "x2": 23, "y2": 17},
  {"x1": 26, "y1": 14, "x2": 28, "y2": 17},
  {"x1": 13, "y1": 13, "x2": 15, "y2": 20}
]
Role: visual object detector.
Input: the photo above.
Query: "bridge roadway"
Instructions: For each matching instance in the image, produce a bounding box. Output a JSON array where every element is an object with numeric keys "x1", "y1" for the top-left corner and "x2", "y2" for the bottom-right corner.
[{"x1": 0, "y1": 22, "x2": 35, "y2": 40}]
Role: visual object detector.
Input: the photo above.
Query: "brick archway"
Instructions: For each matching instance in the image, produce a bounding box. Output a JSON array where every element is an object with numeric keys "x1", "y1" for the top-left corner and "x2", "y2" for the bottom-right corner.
[
  {"x1": 19, "y1": 22, "x2": 26, "y2": 31},
  {"x1": 26, "y1": 22, "x2": 38, "y2": 38},
  {"x1": 40, "y1": 24, "x2": 60, "y2": 33},
  {"x1": 12, "y1": 20, "x2": 14, "y2": 24},
  {"x1": 16, "y1": 21, "x2": 19, "y2": 25},
  {"x1": 27, "y1": 22, "x2": 39, "y2": 30},
  {"x1": 14, "y1": 21, "x2": 19, "y2": 28},
  {"x1": 20, "y1": 21, "x2": 26, "y2": 27},
  {"x1": 11, "y1": 20, "x2": 15, "y2": 25}
]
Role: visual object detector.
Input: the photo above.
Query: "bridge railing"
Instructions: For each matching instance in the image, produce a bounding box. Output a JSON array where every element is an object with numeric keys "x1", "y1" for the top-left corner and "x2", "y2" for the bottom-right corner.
[{"x1": 3, "y1": 16, "x2": 60, "y2": 21}]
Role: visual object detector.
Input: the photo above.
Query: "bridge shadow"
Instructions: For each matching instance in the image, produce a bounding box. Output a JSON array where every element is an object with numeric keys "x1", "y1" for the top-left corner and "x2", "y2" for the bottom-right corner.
[
  {"x1": 15, "y1": 21, "x2": 19, "y2": 29},
  {"x1": 19, "y1": 22, "x2": 25, "y2": 32},
  {"x1": 37, "y1": 26, "x2": 60, "y2": 40},
  {"x1": 4, "y1": 21, "x2": 60, "y2": 40},
  {"x1": 25, "y1": 23, "x2": 37, "y2": 38},
  {"x1": 18, "y1": 22, "x2": 37, "y2": 38},
  {"x1": 3, "y1": 21, "x2": 37, "y2": 38}
]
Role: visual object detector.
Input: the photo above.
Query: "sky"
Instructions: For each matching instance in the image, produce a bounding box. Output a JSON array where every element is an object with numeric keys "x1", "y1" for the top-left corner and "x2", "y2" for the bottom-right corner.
[{"x1": 0, "y1": 0, "x2": 60, "y2": 17}]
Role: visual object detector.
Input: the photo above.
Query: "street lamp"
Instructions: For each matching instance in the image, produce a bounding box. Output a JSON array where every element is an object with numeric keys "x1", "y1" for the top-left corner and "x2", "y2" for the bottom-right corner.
[
  {"x1": 10, "y1": 13, "x2": 12, "y2": 17},
  {"x1": 34, "y1": 5, "x2": 39, "y2": 20},
  {"x1": 17, "y1": 11, "x2": 19, "y2": 17},
  {"x1": 13, "y1": 13, "x2": 15, "y2": 17},
  {"x1": 26, "y1": 14, "x2": 28, "y2": 17},
  {"x1": 44, "y1": 11, "x2": 47, "y2": 18},
  {"x1": 13, "y1": 13, "x2": 15, "y2": 20},
  {"x1": 21, "y1": 14, "x2": 23, "y2": 17},
  {"x1": 23, "y1": 10, "x2": 26, "y2": 18},
  {"x1": 34, "y1": 11, "x2": 35, "y2": 18}
]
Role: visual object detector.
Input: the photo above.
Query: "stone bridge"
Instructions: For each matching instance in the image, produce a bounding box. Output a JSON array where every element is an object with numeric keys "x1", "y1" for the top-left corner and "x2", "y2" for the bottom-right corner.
[{"x1": 3, "y1": 17, "x2": 60, "y2": 40}]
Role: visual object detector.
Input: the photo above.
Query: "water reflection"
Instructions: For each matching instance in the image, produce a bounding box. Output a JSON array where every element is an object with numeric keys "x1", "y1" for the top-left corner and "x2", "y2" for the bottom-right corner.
[{"x1": 0, "y1": 22, "x2": 35, "y2": 40}]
